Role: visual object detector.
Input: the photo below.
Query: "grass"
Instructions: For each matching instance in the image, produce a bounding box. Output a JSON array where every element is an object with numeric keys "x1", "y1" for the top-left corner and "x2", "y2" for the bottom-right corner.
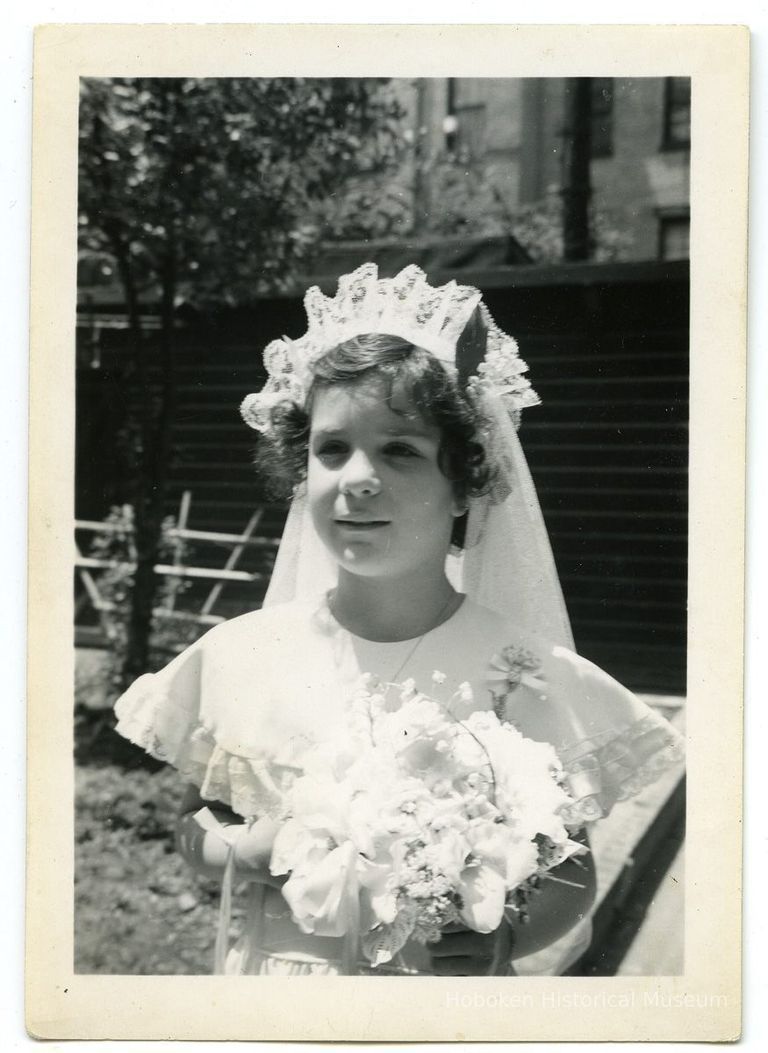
[{"x1": 74, "y1": 679, "x2": 249, "y2": 975}]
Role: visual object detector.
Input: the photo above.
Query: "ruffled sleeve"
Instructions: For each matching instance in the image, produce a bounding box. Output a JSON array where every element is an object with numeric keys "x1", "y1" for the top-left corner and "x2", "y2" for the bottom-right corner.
[
  {"x1": 497, "y1": 643, "x2": 685, "y2": 827},
  {"x1": 113, "y1": 629, "x2": 298, "y2": 820}
]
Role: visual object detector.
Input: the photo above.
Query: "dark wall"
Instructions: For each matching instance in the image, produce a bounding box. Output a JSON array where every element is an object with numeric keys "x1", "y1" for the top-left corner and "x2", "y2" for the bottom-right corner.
[
  {"x1": 480, "y1": 263, "x2": 688, "y2": 692},
  {"x1": 76, "y1": 260, "x2": 688, "y2": 693}
]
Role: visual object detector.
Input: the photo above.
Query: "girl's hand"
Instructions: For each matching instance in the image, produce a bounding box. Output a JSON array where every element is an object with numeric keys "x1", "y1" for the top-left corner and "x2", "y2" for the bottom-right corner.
[
  {"x1": 177, "y1": 784, "x2": 285, "y2": 888},
  {"x1": 429, "y1": 921, "x2": 515, "y2": 976},
  {"x1": 232, "y1": 817, "x2": 286, "y2": 888}
]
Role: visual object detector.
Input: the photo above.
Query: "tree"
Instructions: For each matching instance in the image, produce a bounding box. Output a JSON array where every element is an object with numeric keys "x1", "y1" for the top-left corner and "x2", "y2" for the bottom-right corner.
[
  {"x1": 319, "y1": 144, "x2": 632, "y2": 263},
  {"x1": 78, "y1": 77, "x2": 404, "y2": 684}
]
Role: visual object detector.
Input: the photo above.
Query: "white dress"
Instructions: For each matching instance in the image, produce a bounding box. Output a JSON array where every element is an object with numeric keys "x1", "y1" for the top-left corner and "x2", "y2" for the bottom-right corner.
[{"x1": 114, "y1": 593, "x2": 685, "y2": 977}]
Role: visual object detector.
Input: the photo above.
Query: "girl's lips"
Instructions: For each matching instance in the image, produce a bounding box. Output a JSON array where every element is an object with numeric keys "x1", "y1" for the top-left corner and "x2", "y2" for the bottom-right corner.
[{"x1": 335, "y1": 519, "x2": 390, "y2": 530}]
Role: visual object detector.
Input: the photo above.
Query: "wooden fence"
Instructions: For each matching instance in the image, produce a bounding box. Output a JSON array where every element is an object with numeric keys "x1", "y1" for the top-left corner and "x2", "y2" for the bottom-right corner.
[
  {"x1": 76, "y1": 259, "x2": 688, "y2": 692},
  {"x1": 74, "y1": 494, "x2": 279, "y2": 648}
]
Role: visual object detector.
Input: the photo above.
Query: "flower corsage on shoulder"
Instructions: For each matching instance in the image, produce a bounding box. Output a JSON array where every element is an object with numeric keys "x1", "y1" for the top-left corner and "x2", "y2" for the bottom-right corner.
[{"x1": 487, "y1": 645, "x2": 548, "y2": 720}]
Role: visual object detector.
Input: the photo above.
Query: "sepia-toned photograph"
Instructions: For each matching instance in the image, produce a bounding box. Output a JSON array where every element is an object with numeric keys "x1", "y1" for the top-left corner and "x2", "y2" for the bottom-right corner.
[
  {"x1": 73, "y1": 72, "x2": 688, "y2": 979},
  {"x1": 26, "y1": 22, "x2": 747, "y2": 1043}
]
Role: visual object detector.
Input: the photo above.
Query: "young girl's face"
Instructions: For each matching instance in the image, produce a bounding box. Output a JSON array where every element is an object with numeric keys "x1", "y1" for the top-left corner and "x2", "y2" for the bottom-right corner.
[{"x1": 307, "y1": 374, "x2": 459, "y2": 583}]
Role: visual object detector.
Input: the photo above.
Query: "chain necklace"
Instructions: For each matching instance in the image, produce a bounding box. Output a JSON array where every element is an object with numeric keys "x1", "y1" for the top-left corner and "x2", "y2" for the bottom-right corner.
[{"x1": 327, "y1": 587, "x2": 463, "y2": 684}]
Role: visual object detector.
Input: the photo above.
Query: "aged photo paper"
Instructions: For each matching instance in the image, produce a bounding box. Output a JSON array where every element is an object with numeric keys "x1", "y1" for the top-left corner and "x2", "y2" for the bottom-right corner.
[{"x1": 26, "y1": 22, "x2": 747, "y2": 1041}]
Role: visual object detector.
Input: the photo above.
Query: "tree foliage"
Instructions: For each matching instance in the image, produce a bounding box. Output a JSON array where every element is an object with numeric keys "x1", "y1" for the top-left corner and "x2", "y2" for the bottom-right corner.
[
  {"x1": 77, "y1": 77, "x2": 405, "y2": 682},
  {"x1": 78, "y1": 77, "x2": 405, "y2": 303},
  {"x1": 319, "y1": 140, "x2": 633, "y2": 263}
]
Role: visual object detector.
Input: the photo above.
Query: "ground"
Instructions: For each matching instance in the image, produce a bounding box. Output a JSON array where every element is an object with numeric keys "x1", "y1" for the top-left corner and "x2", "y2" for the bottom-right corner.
[{"x1": 74, "y1": 700, "x2": 249, "y2": 974}]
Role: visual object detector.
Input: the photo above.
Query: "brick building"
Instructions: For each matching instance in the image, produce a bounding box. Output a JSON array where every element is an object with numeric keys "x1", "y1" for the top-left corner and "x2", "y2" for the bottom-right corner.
[{"x1": 393, "y1": 77, "x2": 690, "y2": 262}]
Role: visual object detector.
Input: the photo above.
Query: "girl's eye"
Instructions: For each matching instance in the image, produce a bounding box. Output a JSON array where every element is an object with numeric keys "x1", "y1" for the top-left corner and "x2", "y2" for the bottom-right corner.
[
  {"x1": 384, "y1": 443, "x2": 420, "y2": 459},
  {"x1": 315, "y1": 441, "x2": 348, "y2": 461}
]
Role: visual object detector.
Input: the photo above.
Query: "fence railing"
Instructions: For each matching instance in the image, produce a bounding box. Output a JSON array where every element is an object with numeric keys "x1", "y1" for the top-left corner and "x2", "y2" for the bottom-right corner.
[{"x1": 74, "y1": 493, "x2": 278, "y2": 642}]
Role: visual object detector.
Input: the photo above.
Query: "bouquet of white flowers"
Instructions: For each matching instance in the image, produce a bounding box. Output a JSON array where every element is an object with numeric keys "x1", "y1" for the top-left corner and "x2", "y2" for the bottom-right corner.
[{"x1": 269, "y1": 674, "x2": 588, "y2": 974}]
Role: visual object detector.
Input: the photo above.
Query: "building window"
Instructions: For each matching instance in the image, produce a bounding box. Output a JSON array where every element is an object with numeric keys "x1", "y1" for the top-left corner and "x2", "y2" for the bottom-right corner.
[
  {"x1": 662, "y1": 77, "x2": 691, "y2": 149},
  {"x1": 444, "y1": 79, "x2": 487, "y2": 160},
  {"x1": 590, "y1": 78, "x2": 614, "y2": 158},
  {"x1": 658, "y1": 208, "x2": 690, "y2": 260}
]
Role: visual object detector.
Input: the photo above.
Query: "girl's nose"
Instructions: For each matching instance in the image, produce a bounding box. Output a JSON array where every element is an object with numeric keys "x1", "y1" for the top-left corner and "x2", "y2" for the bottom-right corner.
[{"x1": 339, "y1": 451, "x2": 381, "y2": 498}]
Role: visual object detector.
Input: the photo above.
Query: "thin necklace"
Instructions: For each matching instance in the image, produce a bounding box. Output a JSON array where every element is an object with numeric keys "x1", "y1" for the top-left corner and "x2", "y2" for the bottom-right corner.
[{"x1": 328, "y1": 588, "x2": 462, "y2": 684}]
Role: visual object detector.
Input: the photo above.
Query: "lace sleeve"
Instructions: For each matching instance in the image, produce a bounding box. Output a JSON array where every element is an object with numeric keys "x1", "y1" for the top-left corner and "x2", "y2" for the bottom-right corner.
[
  {"x1": 491, "y1": 642, "x2": 685, "y2": 825},
  {"x1": 556, "y1": 705, "x2": 685, "y2": 825},
  {"x1": 113, "y1": 643, "x2": 292, "y2": 820}
]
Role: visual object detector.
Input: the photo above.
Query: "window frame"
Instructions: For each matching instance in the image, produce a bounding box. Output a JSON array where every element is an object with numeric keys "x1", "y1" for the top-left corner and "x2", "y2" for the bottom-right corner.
[
  {"x1": 657, "y1": 205, "x2": 691, "y2": 261},
  {"x1": 661, "y1": 76, "x2": 691, "y2": 151},
  {"x1": 589, "y1": 77, "x2": 614, "y2": 159}
]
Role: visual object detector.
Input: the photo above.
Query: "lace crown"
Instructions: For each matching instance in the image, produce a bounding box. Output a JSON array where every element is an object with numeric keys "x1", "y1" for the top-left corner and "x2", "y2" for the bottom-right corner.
[{"x1": 240, "y1": 262, "x2": 540, "y2": 433}]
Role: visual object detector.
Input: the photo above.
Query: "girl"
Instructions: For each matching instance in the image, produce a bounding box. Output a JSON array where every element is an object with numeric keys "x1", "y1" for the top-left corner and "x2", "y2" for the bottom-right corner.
[{"x1": 114, "y1": 263, "x2": 685, "y2": 977}]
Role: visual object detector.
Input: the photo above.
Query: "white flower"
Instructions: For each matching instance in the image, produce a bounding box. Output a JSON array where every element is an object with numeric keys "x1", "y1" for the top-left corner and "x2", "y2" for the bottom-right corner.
[
  {"x1": 486, "y1": 646, "x2": 547, "y2": 703},
  {"x1": 280, "y1": 839, "x2": 359, "y2": 937},
  {"x1": 271, "y1": 672, "x2": 585, "y2": 964},
  {"x1": 457, "y1": 861, "x2": 508, "y2": 933},
  {"x1": 457, "y1": 681, "x2": 474, "y2": 703}
]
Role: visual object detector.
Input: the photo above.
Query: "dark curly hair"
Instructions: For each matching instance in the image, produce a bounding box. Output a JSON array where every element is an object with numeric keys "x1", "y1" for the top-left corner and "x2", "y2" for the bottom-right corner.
[{"x1": 254, "y1": 334, "x2": 496, "y2": 546}]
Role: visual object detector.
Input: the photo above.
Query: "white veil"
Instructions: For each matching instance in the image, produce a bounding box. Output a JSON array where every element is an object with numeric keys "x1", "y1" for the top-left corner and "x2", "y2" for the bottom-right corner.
[
  {"x1": 262, "y1": 388, "x2": 574, "y2": 653},
  {"x1": 242, "y1": 262, "x2": 572, "y2": 649},
  {"x1": 450, "y1": 390, "x2": 574, "y2": 649}
]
